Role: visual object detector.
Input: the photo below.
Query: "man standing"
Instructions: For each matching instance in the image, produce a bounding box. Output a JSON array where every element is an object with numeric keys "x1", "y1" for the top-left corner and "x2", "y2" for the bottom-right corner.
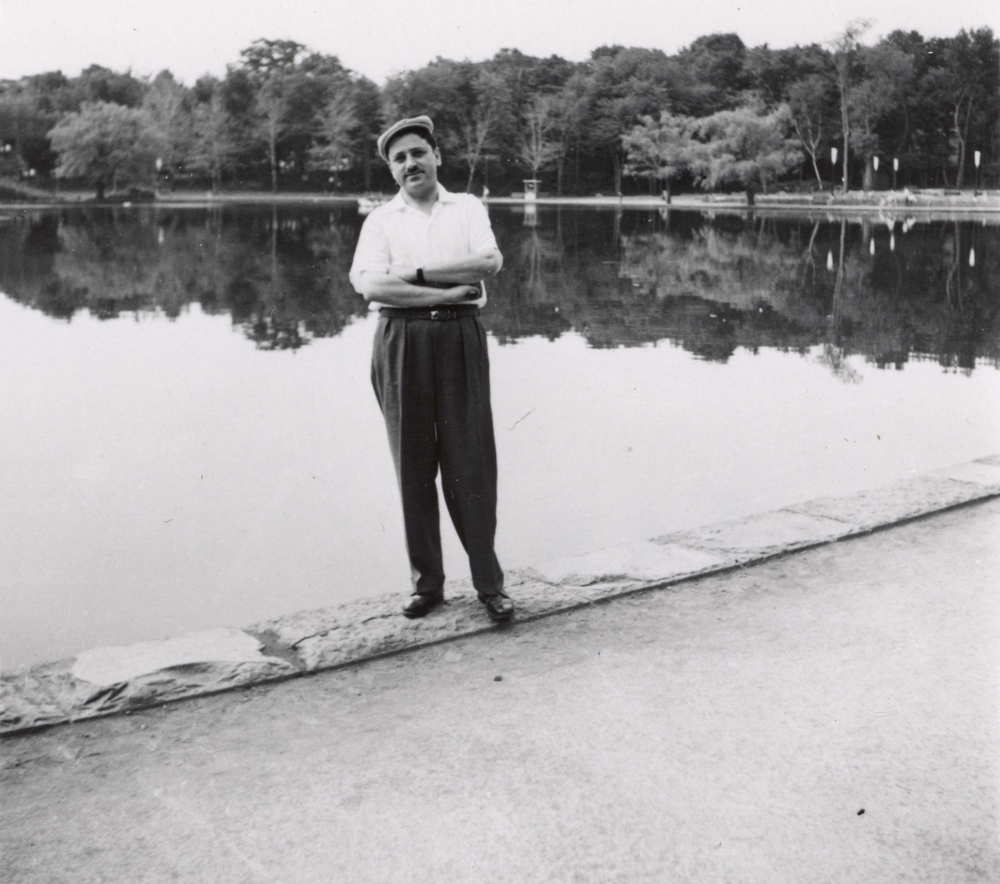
[{"x1": 349, "y1": 116, "x2": 513, "y2": 623}]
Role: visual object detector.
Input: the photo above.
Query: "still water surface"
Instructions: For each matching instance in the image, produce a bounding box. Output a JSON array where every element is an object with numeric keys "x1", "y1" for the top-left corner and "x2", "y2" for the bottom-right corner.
[{"x1": 1, "y1": 205, "x2": 998, "y2": 667}]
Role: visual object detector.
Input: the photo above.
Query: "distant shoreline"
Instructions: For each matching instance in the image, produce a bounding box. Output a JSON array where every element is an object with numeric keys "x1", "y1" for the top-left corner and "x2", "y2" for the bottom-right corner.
[{"x1": 3, "y1": 188, "x2": 999, "y2": 215}]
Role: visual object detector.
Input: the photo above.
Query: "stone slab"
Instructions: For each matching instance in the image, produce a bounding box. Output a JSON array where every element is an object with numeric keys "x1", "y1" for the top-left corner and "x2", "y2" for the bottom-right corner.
[
  {"x1": 786, "y1": 475, "x2": 997, "y2": 533},
  {"x1": 1, "y1": 630, "x2": 299, "y2": 733},
  {"x1": 662, "y1": 510, "x2": 852, "y2": 564},
  {"x1": 72, "y1": 628, "x2": 286, "y2": 685},
  {"x1": 284, "y1": 592, "x2": 493, "y2": 673},
  {"x1": 250, "y1": 569, "x2": 677, "y2": 674},
  {"x1": 532, "y1": 541, "x2": 726, "y2": 587},
  {"x1": 927, "y1": 460, "x2": 1000, "y2": 491},
  {"x1": 511, "y1": 570, "x2": 642, "y2": 607},
  {"x1": 0, "y1": 667, "x2": 73, "y2": 733},
  {"x1": 251, "y1": 574, "x2": 576, "y2": 673}
]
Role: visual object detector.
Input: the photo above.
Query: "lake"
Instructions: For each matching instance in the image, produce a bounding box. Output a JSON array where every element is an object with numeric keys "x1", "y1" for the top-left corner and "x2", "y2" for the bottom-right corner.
[{"x1": 1, "y1": 203, "x2": 998, "y2": 668}]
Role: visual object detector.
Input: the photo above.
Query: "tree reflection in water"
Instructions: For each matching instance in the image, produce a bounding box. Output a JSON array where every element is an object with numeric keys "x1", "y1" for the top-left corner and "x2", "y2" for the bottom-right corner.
[
  {"x1": 1, "y1": 205, "x2": 997, "y2": 373},
  {"x1": 0, "y1": 205, "x2": 369, "y2": 350}
]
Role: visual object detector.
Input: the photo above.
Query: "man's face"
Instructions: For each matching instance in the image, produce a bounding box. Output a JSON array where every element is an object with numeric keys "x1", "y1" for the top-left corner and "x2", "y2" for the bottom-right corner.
[{"x1": 387, "y1": 132, "x2": 441, "y2": 200}]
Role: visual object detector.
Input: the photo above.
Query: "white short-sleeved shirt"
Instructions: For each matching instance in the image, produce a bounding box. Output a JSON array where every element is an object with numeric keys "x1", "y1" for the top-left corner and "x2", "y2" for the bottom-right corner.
[{"x1": 349, "y1": 185, "x2": 499, "y2": 309}]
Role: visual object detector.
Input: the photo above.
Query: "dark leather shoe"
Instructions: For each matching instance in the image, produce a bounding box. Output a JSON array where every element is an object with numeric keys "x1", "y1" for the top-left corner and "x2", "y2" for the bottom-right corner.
[
  {"x1": 477, "y1": 590, "x2": 514, "y2": 623},
  {"x1": 402, "y1": 592, "x2": 444, "y2": 619}
]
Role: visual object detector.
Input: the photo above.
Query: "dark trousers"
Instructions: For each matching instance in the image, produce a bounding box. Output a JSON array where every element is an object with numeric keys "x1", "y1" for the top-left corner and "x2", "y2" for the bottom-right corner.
[{"x1": 371, "y1": 312, "x2": 504, "y2": 597}]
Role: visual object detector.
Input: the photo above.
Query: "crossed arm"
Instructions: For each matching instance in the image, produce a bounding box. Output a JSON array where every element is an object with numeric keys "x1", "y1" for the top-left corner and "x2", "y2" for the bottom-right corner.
[{"x1": 356, "y1": 248, "x2": 503, "y2": 307}]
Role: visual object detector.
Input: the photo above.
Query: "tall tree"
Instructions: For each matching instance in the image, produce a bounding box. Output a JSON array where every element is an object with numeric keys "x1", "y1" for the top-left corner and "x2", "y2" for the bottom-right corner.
[
  {"x1": 848, "y1": 42, "x2": 913, "y2": 190},
  {"x1": 349, "y1": 76, "x2": 383, "y2": 191},
  {"x1": 208, "y1": 67, "x2": 258, "y2": 186},
  {"x1": 0, "y1": 89, "x2": 40, "y2": 176},
  {"x1": 488, "y1": 48, "x2": 577, "y2": 184},
  {"x1": 74, "y1": 65, "x2": 146, "y2": 108},
  {"x1": 238, "y1": 39, "x2": 308, "y2": 191},
  {"x1": 743, "y1": 43, "x2": 832, "y2": 109},
  {"x1": 622, "y1": 111, "x2": 695, "y2": 198},
  {"x1": 686, "y1": 103, "x2": 803, "y2": 205},
  {"x1": 286, "y1": 52, "x2": 355, "y2": 179},
  {"x1": 829, "y1": 20, "x2": 871, "y2": 191},
  {"x1": 189, "y1": 77, "x2": 236, "y2": 191},
  {"x1": 142, "y1": 70, "x2": 194, "y2": 184},
  {"x1": 674, "y1": 33, "x2": 750, "y2": 113},
  {"x1": 456, "y1": 68, "x2": 511, "y2": 191},
  {"x1": 0, "y1": 73, "x2": 74, "y2": 176},
  {"x1": 787, "y1": 74, "x2": 837, "y2": 187},
  {"x1": 48, "y1": 101, "x2": 165, "y2": 199},
  {"x1": 922, "y1": 29, "x2": 999, "y2": 186},
  {"x1": 581, "y1": 46, "x2": 679, "y2": 194},
  {"x1": 308, "y1": 90, "x2": 359, "y2": 186},
  {"x1": 546, "y1": 74, "x2": 588, "y2": 194},
  {"x1": 518, "y1": 93, "x2": 563, "y2": 183}
]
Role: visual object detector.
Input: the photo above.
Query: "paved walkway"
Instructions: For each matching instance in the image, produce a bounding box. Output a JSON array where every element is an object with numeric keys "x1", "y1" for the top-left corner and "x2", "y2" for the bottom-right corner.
[{"x1": 3, "y1": 496, "x2": 998, "y2": 883}]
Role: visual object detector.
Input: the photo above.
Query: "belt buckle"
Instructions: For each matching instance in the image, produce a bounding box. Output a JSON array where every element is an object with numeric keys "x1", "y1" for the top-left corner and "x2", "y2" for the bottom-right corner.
[{"x1": 429, "y1": 309, "x2": 441, "y2": 321}]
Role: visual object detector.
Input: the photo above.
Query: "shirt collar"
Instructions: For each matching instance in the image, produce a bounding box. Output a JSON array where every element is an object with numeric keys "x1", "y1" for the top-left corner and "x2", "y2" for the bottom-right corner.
[{"x1": 385, "y1": 183, "x2": 456, "y2": 213}]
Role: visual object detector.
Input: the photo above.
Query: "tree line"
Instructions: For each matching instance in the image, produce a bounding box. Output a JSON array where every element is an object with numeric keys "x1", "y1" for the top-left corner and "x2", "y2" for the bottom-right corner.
[{"x1": 0, "y1": 26, "x2": 997, "y2": 199}]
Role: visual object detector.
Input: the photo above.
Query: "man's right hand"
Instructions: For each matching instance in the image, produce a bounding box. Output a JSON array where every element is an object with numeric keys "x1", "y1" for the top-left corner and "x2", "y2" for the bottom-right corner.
[{"x1": 443, "y1": 283, "x2": 482, "y2": 302}]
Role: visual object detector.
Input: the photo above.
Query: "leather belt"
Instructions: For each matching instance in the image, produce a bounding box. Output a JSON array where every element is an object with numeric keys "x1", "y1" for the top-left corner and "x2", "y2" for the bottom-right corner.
[{"x1": 379, "y1": 305, "x2": 480, "y2": 321}]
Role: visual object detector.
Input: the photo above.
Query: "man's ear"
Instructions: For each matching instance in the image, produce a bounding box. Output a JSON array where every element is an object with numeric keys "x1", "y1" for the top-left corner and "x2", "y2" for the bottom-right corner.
[{"x1": 434, "y1": 148, "x2": 442, "y2": 167}]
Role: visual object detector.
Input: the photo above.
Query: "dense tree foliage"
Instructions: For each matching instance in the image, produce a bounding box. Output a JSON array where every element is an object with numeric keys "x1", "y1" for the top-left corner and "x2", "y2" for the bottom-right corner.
[
  {"x1": 0, "y1": 27, "x2": 996, "y2": 197},
  {"x1": 622, "y1": 111, "x2": 694, "y2": 198},
  {"x1": 48, "y1": 102, "x2": 165, "y2": 199},
  {"x1": 687, "y1": 104, "x2": 803, "y2": 203}
]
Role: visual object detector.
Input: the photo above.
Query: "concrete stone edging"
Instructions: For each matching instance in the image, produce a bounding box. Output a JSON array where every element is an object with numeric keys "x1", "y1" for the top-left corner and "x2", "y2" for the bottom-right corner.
[{"x1": 3, "y1": 455, "x2": 999, "y2": 736}]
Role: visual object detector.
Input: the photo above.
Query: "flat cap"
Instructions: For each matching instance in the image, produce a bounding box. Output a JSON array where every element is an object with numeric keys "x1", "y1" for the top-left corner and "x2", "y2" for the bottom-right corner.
[{"x1": 377, "y1": 115, "x2": 434, "y2": 162}]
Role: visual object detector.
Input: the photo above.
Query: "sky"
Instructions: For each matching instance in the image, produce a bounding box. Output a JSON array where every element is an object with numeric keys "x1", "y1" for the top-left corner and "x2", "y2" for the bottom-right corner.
[{"x1": 1, "y1": 0, "x2": 997, "y2": 86}]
